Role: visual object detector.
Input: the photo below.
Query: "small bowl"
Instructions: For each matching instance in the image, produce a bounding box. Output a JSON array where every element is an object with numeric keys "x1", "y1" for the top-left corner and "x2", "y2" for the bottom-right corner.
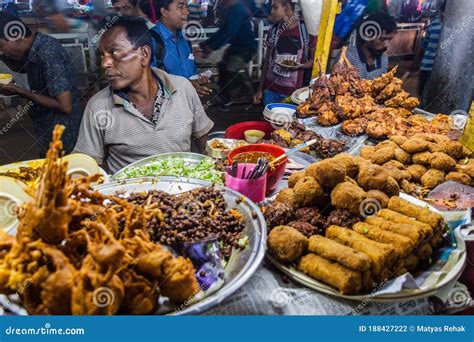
[
  {"x1": 244, "y1": 129, "x2": 265, "y2": 143},
  {"x1": 0, "y1": 73, "x2": 13, "y2": 85}
]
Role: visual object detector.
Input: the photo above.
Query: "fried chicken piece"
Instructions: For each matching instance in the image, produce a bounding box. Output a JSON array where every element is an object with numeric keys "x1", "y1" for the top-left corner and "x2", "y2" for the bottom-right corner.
[
  {"x1": 384, "y1": 90, "x2": 409, "y2": 107},
  {"x1": 317, "y1": 102, "x2": 340, "y2": 126},
  {"x1": 400, "y1": 96, "x2": 420, "y2": 110},
  {"x1": 375, "y1": 78, "x2": 403, "y2": 102},
  {"x1": 341, "y1": 118, "x2": 367, "y2": 136},
  {"x1": 372, "y1": 66, "x2": 398, "y2": 95},
  {"x1": 335, "y1": 94, "x2": 362, "y2": 120}
]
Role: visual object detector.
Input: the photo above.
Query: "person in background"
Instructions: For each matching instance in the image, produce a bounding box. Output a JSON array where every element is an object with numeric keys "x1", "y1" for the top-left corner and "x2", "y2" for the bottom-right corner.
[
  {"x1": 188, "y1": 0, "x2": 204, "y2": 21},
  {"x1": 344, "y1": 12, "x2": 397, "y2": 80},
  {"x1": 136, "y1": 0, "x2": 158, "y2": 24},
  {"x1": 111, "y1": 0, "x2": 138, "y2": 16},
  {"x1": 152, "y1": 0, "x2": 212, "y2": 96},
  {"x1": 74, "y1": 17, "x2": 213, "y2": 174},
  {"x1": 253, "y1": 0, "x2": 316, "y2": 106},
  {"x1": 331, "y1": 0, "x2": 367, "y2": 50},
  {"x1": 199, "y1": 0, "x2": 257, "y2": 109},
  {"x1": 0, "y1": 12, "x2": 82, "y2": 157},
  {"x1": 410, "y1": 1, "x2": 445, "y2": 105}
]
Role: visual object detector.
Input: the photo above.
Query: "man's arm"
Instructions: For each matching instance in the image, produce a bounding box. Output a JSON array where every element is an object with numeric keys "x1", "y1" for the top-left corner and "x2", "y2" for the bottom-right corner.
[{"x1": 196, "y1": 134, "x2": 208, "y2": 154}]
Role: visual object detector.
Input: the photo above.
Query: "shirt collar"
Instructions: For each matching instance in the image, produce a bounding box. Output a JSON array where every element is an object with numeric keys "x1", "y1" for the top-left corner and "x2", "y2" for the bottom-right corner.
[
  {"x1": 26, "y1": 32, "x2": 44, "y2": 63},
  {"x1": 156, "y1": 21, "x2": 183, "y2": 42},
  {"x1": 111, "y1": 67, "x2": 177, "y2": 105}
]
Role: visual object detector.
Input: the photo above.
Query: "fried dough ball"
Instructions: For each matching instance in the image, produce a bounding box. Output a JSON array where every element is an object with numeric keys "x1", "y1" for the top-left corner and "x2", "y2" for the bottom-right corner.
[
  {"x1": 412, "y1": 151, "x2": 432, "y2": 166},
  {"x1": 428, "y1": 143, "x2": 444, "y2": 153},
  {"x1": 267, "y1": 226, "x2": 308, "y2": 262},
  {"x1": 357, "y1": 164, "x2": 389, "y2": 191},
  {"x1": 383, "y1": 160, "x2": 405, "y2": 170},
  {"x1": 390, "y1": 135, "x2": 408, "y2": 146},
  {"x1": 293, "y1": 177, "x2": 324, "y2": 208},
  {"x1": 375, "y1": 140, "x2": 398, "y2": 150},
  {"x1": 344, "y1": 176, "x2": 358, "y2": 185},
  {"x1": 330, "y1": 182, "x2": 367, "y2": 215},
  {"x1": 407, "y1": 164, "x2": 427, "y2": 183},
  {"x1": 305, "y1": 159, "x2": 346, "y2": 189},
  {"x1": 400, "y1": 179, "x2": 417, "y2": 194},
  {"x1": 394, "y1": 148, "x2": 411, "y2": 164},
  {"x1": 439, "y1": 140, "x2": 464, "y2": 159},
  {"x1": 384, "y1": 176, "x2": 400, "y2": 197},
  {"x1": 383, "y1": 166, "x2": 404, "y2": 183},
  {"x1": 288, "y1": 171, "x2": 305, "y2": 188},
  {"x1": 461, "y1": 146, "x2": 473, "y2": 158},
  {"x1": 456, "y1": 162, "x2": 474, "y2": 178},
  {"x1": 429, "y1": 152, "x2": 456, "y2": 172},
  {"x1": 275, "y1": 188, "x2": 295, "y2": 207},
  {"x1": 371, "y1": 147, "x2": 395, "y2": 165},
  {"x1": 360, "y1": 146, "x2": 375, "y2": 160},
  {"x1": 401, "y1": 138, "x2": 429, "y2": 154},
  {"x1": 332, "y1": 153, "x2": 360, "y2": 178},
  {"x1": 421, "y1": 169, "x2": 445, "y2": 189},
  {"x1": 365, "y1": 190, "x2": 389, "y2": 208},
  {"x1": 446, "y1": 172, "x2": 473, "y2": 186}
]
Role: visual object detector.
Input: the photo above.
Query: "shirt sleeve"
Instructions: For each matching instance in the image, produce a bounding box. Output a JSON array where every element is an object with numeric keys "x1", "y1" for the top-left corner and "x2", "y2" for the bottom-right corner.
[
  {"x1": 43, "y1": 43, "x2": 74, "y2": 98},
  {"x1": 205, "y1": 5, "x2": 247, "y2": 50},
  {"x1": 185, "y1": 81, "x2": 214, "y2": 139},
  {"x1": 73, "y1": 102, "x2": 106, "y2": 165}
]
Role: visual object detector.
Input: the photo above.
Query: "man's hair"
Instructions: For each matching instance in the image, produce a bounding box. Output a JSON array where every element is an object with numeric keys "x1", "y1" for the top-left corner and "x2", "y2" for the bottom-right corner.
[
  {"x1": 156, "y1": 0, "x2": 175, "y2": 19},
  {"x1": 100, "y1": 16, "x2": 153, "y2": 49},
  {"x1": 0, "y1": 11, "x2": 32, "y2": 40},
  {"x1": 273, "y1": 0, "x2": 296, "y2": 11},
  {"x1": 111, "y1": 0, "x2": 138, "y2": 6},
  {"x1": 357, "y1": 12, "x2": 397, "y2": 41},
  {"x1": 138, "y1": 0, "x2": 158, "y2": 21}
]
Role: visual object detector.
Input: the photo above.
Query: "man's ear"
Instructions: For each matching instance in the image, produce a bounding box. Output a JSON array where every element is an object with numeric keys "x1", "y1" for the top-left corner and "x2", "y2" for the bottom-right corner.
[
  {"x1": 139, "y1": 45, "x2": 152, "y2": 66},
  {"x1": 160, "y1": 7, "x2": 168, "y2": 18}
]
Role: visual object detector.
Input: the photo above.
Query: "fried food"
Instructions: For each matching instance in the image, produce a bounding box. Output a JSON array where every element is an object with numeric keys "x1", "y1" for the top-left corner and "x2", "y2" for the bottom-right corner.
[
  {"x1": 357, "y1": 164, "x2": 399, "y2": 196},
  {"x1": 394, "y1": 148, "x2": 411, "y2": 164},
  {"x1": 416, "y1": 243, "x2": 433, "y2": 263},
  {"x1": 383, "y1": 160, "x2": 405, "y2": 170},
  {"x1": 400, "y1": 138, "x2": 429, "y2": 154},
  {"x1": 400, "y1": 96, "x2": 420, "y2": 109},
  {"x1": 298, "y1": 253, "x2": 362, "y2": 294},
  {"x1": 446, "y1": 171, "x2": 473, "y2": 186},
  {"x1": 364, "y1": 216, "x2": 422, "y2": 244},
  {"x1": 332, "y1": 153, "x2": 360, "y2": 178},
  {"x1": 378, "y1": 209, "x2": 432, "y2": 239},
  {"x1": 428, "y1": 143, "x2": 444, "y2": 153},
  {"x1": 438, "y1": 140, "x2": 464, "y2": 159},
  {"x1": 264, "y1": 202, "x2": 294, "y2": 227},
  {"x1": 275, "y1": 188, "x2": 295, "y2": 207},
  {"x1": 400, "y1": 179, "x2": 417, "y2": 194},
  {"x1": 390, "y1": 135, "x2": 408, "y2": 146},
  {"x1": 288, "y1": 171, "x2": 305, "y2": 188},
  {"x1": 326, "y1": 225, "x2": 396, "y2": 277},
  {"x1": 421, "y1": 169, "x2": 445, "y2": 189},
  {"x1": 407, "y1": 164, "x2": 428, "y2": 183},
  {"x1": 384, "y1": 90, "x2": 409, "y2": 107},
  {"x1": 429, "y1": 152, "x2": 456, "y2": 172},
  {"x1": 330, "y1": 182, "x2": 367, "y2": 215},
  {"x1": 371, "y1": 147, "x2": 395, "y2": 165},
  {"x1": 360, "y1": 146, "x2": 375, "y2": 160},
  {"x1": 308, "y1": 235, "x2": 371, "y2": 271},
  {"x1": 293, "y1": 177, "x2": 324, "y2": 208},
  {"x1": 288, "y1": 220, "x2": 322, "y2": 237},
  {"x1": 387, "y1": 196, "x2": 444, "y2": 230},
  {"x1": 268, "y1": 226, "x2": 308, "y2": 262},
  {"x1": 456, "y1": 162, "x2": 474, "y2": 178},
  {"x1": 317, "y1": 102, "x2": 341, "y2": 126},
  {"x1": 341, "y1": 118, "x2": 368, "y2": 136},
  {"x1": 365, "y1": 190, "x2": 390, "y2": 208},
  {"x1": 353, "y1": 222, "x2": 414, "y2": 258},
  {"x1": 305, "y1": 159, "x2": 346, "y2": 189},
  {"x1": 374, "y1": 140, "x2": 398, "y2": 150}
]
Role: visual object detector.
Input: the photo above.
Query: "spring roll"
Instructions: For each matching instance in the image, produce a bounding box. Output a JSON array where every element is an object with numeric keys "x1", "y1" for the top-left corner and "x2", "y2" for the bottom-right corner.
[
  {"x1": 404, "y1": 254, "x2": 419, "y2": 271},
  {"x1": 353, "y1": 222, "x2": 415, "y2": 258},
  {"x1": 364, "y1": 216, "x2": 423, "y2": 243},
  {"x1": 326, "y1": 225, "x2": 396, "y2": 277},
  {"x1": 378, "y1": 209, "x2": 433, "y2": 239},
  {"x1": 430, "y1": 230, "x2": 444, "y2": 249},
  {"x1": 387, "y1": 196, "x2": 445, "y2": 229},
  {"x1": 362, "y1": 271, "x2": 375, "y2": 292},
  {"x1": 415, "y1": 243, "x2": 433, "y2": 262},
  {"x1": 299, "y1": 253, "x2": 362, "y2": 294},
  {"x1": 308, "y1": 235, "x2": 371, "y2": 272}
]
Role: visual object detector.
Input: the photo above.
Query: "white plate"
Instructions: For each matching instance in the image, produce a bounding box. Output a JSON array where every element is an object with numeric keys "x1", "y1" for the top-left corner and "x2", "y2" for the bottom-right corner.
[
  {"x1": 270, "y1": 193, "x2": 467, "y2": 302},
  {"x1": 291, "y1": 87, "x2": 310, "y2": 105}
]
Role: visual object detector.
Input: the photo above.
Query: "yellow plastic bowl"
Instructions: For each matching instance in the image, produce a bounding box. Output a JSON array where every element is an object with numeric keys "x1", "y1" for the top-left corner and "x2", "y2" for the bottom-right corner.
[{"x1": 244, "y1": 129, "x2": 265, "y2": 143}]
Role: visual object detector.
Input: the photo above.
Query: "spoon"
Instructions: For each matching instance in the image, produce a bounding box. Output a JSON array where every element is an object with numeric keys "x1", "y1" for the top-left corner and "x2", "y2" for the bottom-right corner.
[{"x1": 269, "y1": 139, "x2": 318, "y2": 167}]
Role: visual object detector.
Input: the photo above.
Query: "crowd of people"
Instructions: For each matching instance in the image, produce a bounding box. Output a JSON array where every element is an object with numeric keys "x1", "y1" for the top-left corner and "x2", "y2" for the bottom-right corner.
[{"x1": 0, "y1": 0, "x2": 448, "y2": 172}]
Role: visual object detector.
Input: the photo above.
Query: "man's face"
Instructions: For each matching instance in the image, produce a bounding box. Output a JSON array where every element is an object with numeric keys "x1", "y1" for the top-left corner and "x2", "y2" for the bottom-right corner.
[
  {"x1": 113, "y1": 0, "x2": 136, "y2": 16},
  {"x1": 160, "y1": 0, "x2": 189, "y2": 30},
  {"x1": 270, "y1": 1, "x2": 288, "y2": 23},
  {"x1": 368, "y1": 31, "x2": 395, "y2": 56},
  {"x1": 0, "y1": 38, "x2": 24, "y2": 60},
  {"x1": 99, "y1": 27, "x2": 150, "y2": 90}
]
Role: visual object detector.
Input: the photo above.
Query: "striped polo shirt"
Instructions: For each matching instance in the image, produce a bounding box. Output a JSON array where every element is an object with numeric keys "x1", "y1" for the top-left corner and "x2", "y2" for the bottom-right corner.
[
  {"x1": 345, "y1": 40, "x2": 389, "y2": 80},
  {"x1": 73, "y1": 68, "x2": 214, "y2": 174},
  {"x1": 421, "y1": 16, "x2": 442, "y2": 71}
]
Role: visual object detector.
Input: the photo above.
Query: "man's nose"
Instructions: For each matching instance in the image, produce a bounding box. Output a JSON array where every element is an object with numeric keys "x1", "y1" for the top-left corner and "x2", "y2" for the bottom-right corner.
[{"x1": 101, "y1": 55, "x2": 114, "y2": 69}]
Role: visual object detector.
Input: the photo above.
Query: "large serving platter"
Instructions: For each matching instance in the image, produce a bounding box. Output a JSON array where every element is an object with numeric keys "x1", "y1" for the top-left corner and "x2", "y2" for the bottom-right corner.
[{"x1": 269, "y1": 193, "x2": 466, "y2": 303}]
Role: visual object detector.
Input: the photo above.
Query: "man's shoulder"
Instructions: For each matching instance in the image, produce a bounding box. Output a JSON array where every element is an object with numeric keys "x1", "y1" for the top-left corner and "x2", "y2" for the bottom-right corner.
[{"x1": 86, "y1": 87, "x2": 114, "y2": 111}]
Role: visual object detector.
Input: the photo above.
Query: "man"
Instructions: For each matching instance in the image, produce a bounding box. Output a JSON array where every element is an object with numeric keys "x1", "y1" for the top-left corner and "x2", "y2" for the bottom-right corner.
[
  {"x1": 73, "y1": 17, "x2": 214, "y2": 174},
  {"x1": 0, "y1": 12, "x2": 82, "y2": 157},
  {"x1": 152, "y1": 0, "x2": 211, "y2": 96},
  {"x1": 344, "y1": 12, "x2": 397, "y2": 79},
  {"x1": 111, "y1": 0, "x2": 138, "y2": 16},
  {"x1": 199, "y1": 0, "x2": 257, "y2": 108}
]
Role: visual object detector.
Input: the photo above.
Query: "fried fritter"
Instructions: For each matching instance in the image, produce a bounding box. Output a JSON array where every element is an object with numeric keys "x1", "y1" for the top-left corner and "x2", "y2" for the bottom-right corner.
[
  {"x1": 394, "y1": 148, "x2": 411, "y2": 164},
  {"x1": 293, "y1": 177, "x2": 324, "y2": 208},
  {"x1": 341, "y1": 118, "x2": 367, "y2": 136},
  {"x1": 390, "y1": 135, "x2": 408, "y2": 146},
  {"x1": 332, "y1": 153, "x2": 360, "y2": 178},
  {"x1": 429, "y1": 152, "x2": 456, "y2": 172},
  {"x1": 305, "y1": 159, "x2": 346, "y2": 189},
  {"x1": 268, "y1": 226, "x2": 308, "y2": 262},
  {"x1": 407, "y1": 164, "x2": 428, "y2": 183},
  {"x1": 365, "y1": 190, "x2": 390, "y2": 208},
  {"x1": 400, "y1": 138, "x2": 429, "y2": 154},
  {"x1": 371, "y1": 147, "x2": 395, "y2": 165},
  {"x1": 438, "y1": 140, "x2": 464, "y2": 159},
  {"x1": 412, "y1": 151, "x2": 432, "y2": 166},
  {"x1": 421, "y1": 169, "x2": 445, "y2": 189},
  {"x1": 383, "y1": 160, "x2": 406, "y2": 170},
  {"x1": 288, "y1": 171, "x2": 305, "y2": 188},
  {"x1": 360, "y1": 146, "x2": 375, "y2": 160},
  {"x1": 445, "y1": 172, "x2": 473, "y2": 186},
  {"x1": 330, "y1": 182, "x2": 367, "y2": 215},
  {"x1": 275, "y1": 188, "x2": 295, "y2": 207}
]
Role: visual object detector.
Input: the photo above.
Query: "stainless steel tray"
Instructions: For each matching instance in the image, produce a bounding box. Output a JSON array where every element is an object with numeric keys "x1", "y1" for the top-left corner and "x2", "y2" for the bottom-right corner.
[
  {"x1": 94, "y1": 177, "x2": 267, "y2": 315},
  {"x1": 112, "y1": 152, "x2": 207, "y2": 180}
]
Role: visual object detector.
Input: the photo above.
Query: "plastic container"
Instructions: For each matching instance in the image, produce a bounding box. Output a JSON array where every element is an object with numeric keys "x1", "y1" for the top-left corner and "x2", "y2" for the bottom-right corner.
[
  {"x1": 225, "y1": 121, "x2": 275, "y2": 140},
  {"x1": 225, "y1": 163, "x2": 266, "y2": 203},
  {"x1": 244, "y1": 129, "x2": 265, "y2": 143},
  {"x1": 228, "y1": 144, "x2": 287, "y2": 195}
]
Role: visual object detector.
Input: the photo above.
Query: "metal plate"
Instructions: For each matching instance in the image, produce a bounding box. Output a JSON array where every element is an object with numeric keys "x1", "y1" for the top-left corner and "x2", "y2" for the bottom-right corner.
[
  {"x1": 112, "y1": 152, "x2": 208, "y2": 180},
  {"x1": 94, "y1": 177, "x2": 267, "y2": 315},
  {"x1": 270, "y1": 193, "x2": 467, "y2": 302}
]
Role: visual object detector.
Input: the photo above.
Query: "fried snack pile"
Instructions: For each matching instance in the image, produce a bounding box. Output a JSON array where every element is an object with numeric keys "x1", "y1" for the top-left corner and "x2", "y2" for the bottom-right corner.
[
  {"x1": 264, "y1": 154, "x2": 447, "y2": 294},
  {"x1": 262, "y1": 122, "x2": 346, "y2": 158},
  {"x1": 296, "y1": 51, "x2": 456, "y2": 139},
  {"x1": 0, "y1": 125, "x2": 199, "y2": 315},
  {"x1": 360, "y1": 133, "x2": 473, "y2": 198}
]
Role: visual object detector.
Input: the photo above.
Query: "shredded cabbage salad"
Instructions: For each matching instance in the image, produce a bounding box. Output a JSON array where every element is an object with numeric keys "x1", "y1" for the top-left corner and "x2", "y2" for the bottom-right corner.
[{"x1": 121, "y1": 157, "x2": 224, "y2": 184}]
